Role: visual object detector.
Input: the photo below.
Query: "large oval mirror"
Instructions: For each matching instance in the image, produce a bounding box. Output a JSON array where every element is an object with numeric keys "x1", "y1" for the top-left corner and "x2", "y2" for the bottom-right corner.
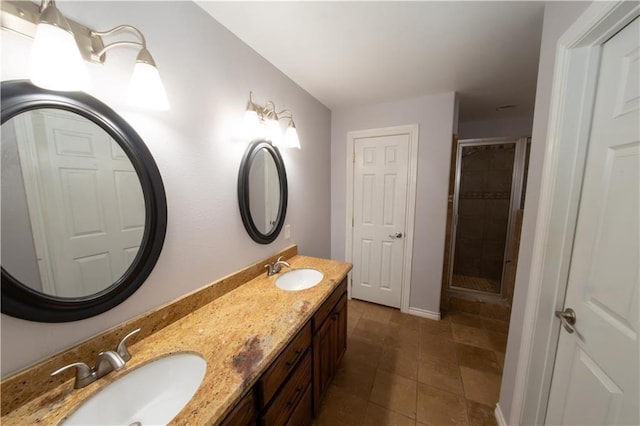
[
  {"x1": 238, "y1": 140, "x2": 287, "y2": 244},
  {"x1": 1, "y1": 80, "x2": 167, "y2": 322}
]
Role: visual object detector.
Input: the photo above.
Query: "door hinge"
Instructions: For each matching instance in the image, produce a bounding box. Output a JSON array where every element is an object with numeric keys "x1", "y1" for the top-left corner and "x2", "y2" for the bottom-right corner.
[
  {"x1": 352, "y1": 217, "x2": 354, "y2": 227},
  {"x1": 352, "y1": 152, "x2": 355, "y2": 163}
]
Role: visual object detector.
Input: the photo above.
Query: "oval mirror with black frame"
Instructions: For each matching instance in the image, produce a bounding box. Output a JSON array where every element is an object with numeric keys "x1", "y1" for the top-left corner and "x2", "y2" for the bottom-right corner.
[
  {"x1": 1, "y1": 80, "x2": 167, "y2": 322},
  {"x1": 238, "y1": 140, "x2": 288, "y2": 244}
]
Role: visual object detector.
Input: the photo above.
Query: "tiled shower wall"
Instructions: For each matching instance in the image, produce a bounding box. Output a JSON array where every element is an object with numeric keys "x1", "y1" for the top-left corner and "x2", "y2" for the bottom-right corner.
[{"x1": 453, "y1": 144, "x2": 515, "y2": 286}]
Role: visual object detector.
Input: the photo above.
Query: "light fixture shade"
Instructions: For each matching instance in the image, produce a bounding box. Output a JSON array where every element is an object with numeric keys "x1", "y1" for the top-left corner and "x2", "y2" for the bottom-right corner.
[
  {"x1": 266, "y1": 118, "x2": 283, "y2": 146},
  {"x1": 30, "y1": 23, "x2": 90, "y2": 91},
  {"x1": 128, "y1": 60, "x2": 170, "y2": 111},
  {"x1": 243, "y1": 109, "x2": 262, "y2": 140},
  {"x1": 282, "y1": 125, "x2": 301, "y2": 149}
]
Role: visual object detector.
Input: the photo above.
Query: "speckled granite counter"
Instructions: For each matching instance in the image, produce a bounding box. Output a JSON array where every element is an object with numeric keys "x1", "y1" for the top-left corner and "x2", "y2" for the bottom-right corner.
[{"x1": 1, "y1": 254, "x2": 352, "y2": 425}]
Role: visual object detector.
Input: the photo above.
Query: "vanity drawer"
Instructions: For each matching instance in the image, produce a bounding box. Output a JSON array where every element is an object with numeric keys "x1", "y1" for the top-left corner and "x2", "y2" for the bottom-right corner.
[
  {"x1": 263, "y1": 351, "x2": 312, "y2": 426},
  {"x1": 312, "y1": 278, "x2": 347, "y2": 332},
  {"x1": 259, "y1": 322, "x2": 311, "y2": 407},
  {"x1": 285, "y1": 384, "x2": 312, "y2": 426}
]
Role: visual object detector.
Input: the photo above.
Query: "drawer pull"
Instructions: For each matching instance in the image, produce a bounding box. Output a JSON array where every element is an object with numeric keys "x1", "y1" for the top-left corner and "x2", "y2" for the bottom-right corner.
[
  {"x1": 285, "y1": 348, "x2": 304, "y2": 367},
  {"x1": 286, "y1": 387, "x2": 303, "y2": 408}
]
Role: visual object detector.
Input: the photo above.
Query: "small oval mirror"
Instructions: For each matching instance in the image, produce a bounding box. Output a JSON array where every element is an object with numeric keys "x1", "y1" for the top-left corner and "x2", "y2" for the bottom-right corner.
[{"x1": 238, "y1": 140, "x2": 287, "y2": 244}]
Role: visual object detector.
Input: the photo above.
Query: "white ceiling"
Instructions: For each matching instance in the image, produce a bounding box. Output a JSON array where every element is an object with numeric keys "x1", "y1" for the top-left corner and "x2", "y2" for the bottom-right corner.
[{"x1": 197, "y1": 1, "x2": 544, "y2": 123}]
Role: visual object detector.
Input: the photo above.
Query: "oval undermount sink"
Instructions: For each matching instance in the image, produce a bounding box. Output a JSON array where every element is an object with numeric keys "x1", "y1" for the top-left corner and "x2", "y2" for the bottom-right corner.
[
  {"x1": 276, "y1": 268, "x2": 324, "y2": 291},
  {"x1": 62, "y1": 353, "x2": 206, "y2": 426}
]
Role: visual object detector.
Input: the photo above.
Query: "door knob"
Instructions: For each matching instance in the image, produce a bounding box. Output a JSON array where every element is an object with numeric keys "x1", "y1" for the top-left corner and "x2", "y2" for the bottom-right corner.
[
  {"x1": 555, "y1": 307, "x2": 576, "y2": 334},
  {"x1": 389, "y1": 232, "x2": 403, "y2": 239}
]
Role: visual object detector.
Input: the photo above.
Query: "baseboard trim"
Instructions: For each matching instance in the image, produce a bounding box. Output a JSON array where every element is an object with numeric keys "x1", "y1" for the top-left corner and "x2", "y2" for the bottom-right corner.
[
  {"x1": 495, "y1": 403, "x2": 507, "y2": 426},
  {"x1": 407, "y1": 307, "x2": 441, "y2": 320}
]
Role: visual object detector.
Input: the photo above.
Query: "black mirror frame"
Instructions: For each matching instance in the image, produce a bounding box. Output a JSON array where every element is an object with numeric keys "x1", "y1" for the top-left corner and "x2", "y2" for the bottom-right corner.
[
  {"x1": 1, "y1": 80, "x2": 168, "y2": 322},
  {"x1": 238, "y1": 140, "x2": 288, "y2": 244}
]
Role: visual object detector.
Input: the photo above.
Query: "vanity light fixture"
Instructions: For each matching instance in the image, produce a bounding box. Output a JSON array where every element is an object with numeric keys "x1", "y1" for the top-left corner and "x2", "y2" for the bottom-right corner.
[
  {"x1": 0, "y1": 0, "x2": 170, "y2": 110},
  {"x1": 244, "y1": 92, "x2": 301, "y2": 149}
]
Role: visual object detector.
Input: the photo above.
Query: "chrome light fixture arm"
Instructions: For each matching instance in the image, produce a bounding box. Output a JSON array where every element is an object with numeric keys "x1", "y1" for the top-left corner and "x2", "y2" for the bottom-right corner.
[{"x1": 91, "y1": 25, "x2": 147, "y2": 62}]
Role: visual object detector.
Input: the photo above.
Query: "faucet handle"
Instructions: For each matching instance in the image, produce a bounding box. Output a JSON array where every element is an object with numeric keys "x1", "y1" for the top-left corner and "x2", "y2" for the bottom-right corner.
[
  {"x1": 51, "y1": 362, "x2": 93, "y2": 389},
  {"x1": 116, "y1": 328, "x2": 141, "y2": 362}
]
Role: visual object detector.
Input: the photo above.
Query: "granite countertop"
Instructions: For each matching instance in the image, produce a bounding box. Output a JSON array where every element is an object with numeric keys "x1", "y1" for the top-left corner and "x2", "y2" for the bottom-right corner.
[{"x1": 2, "y1": 255, "x2": 352, "y2": 425}]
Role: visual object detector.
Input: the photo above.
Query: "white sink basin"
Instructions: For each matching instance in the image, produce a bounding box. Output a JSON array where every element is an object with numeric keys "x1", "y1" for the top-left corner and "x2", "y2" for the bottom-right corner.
[
  {"x1": 276, "y1": 268, "x2": 324, "y2": 291},
  {"x1": 62, "y1": 353, "x2": 206, "y2": 426}
]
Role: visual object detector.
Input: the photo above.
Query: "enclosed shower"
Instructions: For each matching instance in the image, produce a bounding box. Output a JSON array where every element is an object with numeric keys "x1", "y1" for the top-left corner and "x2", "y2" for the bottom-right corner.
[{"x1": 446, "y1": 137, "x2": 530, "y2": 306}]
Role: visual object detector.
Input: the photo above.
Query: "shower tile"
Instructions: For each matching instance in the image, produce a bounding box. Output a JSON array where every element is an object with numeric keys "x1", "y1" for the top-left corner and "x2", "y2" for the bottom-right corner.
[
  {"x1": 482, "y1": 318, "x2": 510, "y2": 334},
  {"x1": 446, "y1": 312, "x2": 482, "y2": 327},
  {"x1": 480, "y1": 303, "x2": 511, "y2": 321}
]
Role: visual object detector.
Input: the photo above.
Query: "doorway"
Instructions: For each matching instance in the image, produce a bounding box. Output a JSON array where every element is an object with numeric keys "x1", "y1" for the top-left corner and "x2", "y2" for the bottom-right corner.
[
  {"x1": 446, "y1": 137, "x2": 529, "y2": 305},
  {"x1": 345, "y1": 125, "x2": 419, "y2": 312}
]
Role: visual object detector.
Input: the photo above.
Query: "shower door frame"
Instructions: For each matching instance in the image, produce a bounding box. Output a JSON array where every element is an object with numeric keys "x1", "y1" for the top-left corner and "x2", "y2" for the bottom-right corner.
[{"x1": 447, "y1": 136, "x2": 528, "y2": 300}]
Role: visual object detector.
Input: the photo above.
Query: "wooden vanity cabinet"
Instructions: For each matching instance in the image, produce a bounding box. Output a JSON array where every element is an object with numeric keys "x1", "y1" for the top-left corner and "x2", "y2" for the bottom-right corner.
[
  {"x1": 312, "y1": 278, "x2": 348, "y2": 415},
  {"x1": 220, "y1": 389, "x2": 257, "y2": 426},
  {"x1": 222, "y1": 278, "x2": 348, "y2": 426}
]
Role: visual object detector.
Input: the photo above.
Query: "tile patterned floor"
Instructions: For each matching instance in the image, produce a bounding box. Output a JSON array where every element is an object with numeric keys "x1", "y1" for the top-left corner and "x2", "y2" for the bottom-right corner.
[{"x1": 314, "y1": 299, "x2": 508, "y2": 426}]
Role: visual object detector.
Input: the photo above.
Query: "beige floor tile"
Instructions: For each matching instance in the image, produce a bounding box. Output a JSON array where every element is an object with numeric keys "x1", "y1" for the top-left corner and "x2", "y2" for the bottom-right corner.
[
  {"x1": 481, "y1": 318, "x2": 510, "y2": 334},
  {"x1": 364, "y1": 402, "x2": 417, "y2": 426},
  {"x1": 384, "y1": 327, "x2": 421, "y2": 357},
  {"x1": 417, "y1": 356, "x2": 463, "y2": 395},
  {"x1": 446, "y1": 312, "x2": 484, "y2": 328},
  {"x1": 332, "y1": 356, "x2": 377, "y2": 400},
  {"x1": 370, "y1": 370, "x2": 418, "y2": 419},
  {"x1": 362, "y1": 302, "x2": 395, "y2": 323},
  {"x1": 419, "y1": 335, "x2": 457, "y2": 362},
  {"x1": 479, "y1": 303, "x2": 511, "y2": 321},
  {"x1": 451, "y1": 324, "x2": 493, "y2": 350},
  {"x1": 494, "y1": 352, "x2": 505, "y2": 370},
  {"x1": 345, "y1": 334, "x2": 383, "y2": 368},
  {"x1": 460, "y1": 367, "x2": 501, "y2": 407},
  {"x1": 379, "y1": 346, "x2": 419, "y2": 380},
  {"x1": 390, "y1": 310, "x2": 427, "y2": 331},
  {"x1": 455, "y1": 343, "x2": 501, "y2": 375},
  {"x1": 314, "y1": 384, "x2": 368, "y2": 426},
  {"x1": 416, "y1": 384, "x2": 468, "y2": 425},
  {"x1": 466, "y1": 400, "x2": 498, "y2": 426},
  {"x1": 420, "y1": 319, "x2": 453, "y2": 339},
  {"x1": 348, "y1": 299, "x2": 369, "y2": 315},
  {"x1": 486, "y1": 331, "x2": 508, "y2": 353},
  {"x1": 354, "y1": 317, "x2": 391, "y2": 341}
]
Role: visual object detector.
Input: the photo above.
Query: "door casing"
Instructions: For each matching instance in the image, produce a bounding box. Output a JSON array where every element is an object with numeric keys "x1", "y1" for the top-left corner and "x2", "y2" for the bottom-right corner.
[
  {"x1": 504, "y1": 2, "x2": 640, "y2": 425},
  {"x1": 345, "y1": 124, "x2": 419, "y2": 314}
]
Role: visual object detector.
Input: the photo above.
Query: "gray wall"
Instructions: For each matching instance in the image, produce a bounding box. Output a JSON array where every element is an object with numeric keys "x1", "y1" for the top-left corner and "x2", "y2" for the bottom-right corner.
[
  {"x1": 1, "y1": 1, "x2": 331, "y2": 376},
  {"x1": 331, "y1": 93, "x2": 457, "y2": 315},
  {"x1": 498, "y1": 1, "x2": 591, "y2": 422},
  {"x1": 458, "y1": 115, "x2": 533, "y2": 140}
]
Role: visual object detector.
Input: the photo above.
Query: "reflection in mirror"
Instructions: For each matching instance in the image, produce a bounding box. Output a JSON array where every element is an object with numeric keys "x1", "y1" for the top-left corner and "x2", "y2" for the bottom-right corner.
[
  {"x1": 248, "y1": 148, "x2": 281, "y2": 235},
  {"x1": 1, "y1": 109, "x2": 145, "y2": 298},
  {"x1": 238, "y1": 140, "x2": 287, "y2": 244}
]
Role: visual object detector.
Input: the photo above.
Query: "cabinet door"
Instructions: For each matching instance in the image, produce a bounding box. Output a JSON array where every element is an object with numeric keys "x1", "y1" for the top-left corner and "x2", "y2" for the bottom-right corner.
[
  {"x1": 221, "y1": 389, "x2": 257, "y2": 426},
  {"x1": 333, "y1": 295, "x2": 347, "y2": 367},
  {"x1": 313, "y1": 316, "x2": 334, "y2": 415}
]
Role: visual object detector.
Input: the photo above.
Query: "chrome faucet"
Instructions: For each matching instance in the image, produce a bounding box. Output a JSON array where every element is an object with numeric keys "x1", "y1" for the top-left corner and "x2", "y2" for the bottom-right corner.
[
  {"x1": 265, "y1": 256, "x2": 290, "y2": 276},
  {"x1": 51, "y1": 328, "x2": 140, "y2": 389}
]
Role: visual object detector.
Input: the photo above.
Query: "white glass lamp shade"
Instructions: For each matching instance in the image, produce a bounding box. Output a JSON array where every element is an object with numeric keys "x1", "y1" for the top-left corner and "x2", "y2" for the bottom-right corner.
[
  {"x1": 282, "y1": 125, "x2": 301, "y2": 149},
  {"x1": 243, "y1": 109, "x2": 262, "y2": 141},
  {"x1": 128, "y1": 62, "x2": 170, "y2": 111},
  {"x1": 266, "y1": 118, "x2": 283, "y2": 146},
  {"x1": 30, "y1": 23, "x2": 90, "y2": 91}
]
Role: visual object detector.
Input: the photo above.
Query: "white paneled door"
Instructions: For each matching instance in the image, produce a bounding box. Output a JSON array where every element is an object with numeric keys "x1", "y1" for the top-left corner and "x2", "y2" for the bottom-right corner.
[
  {"x1": 20, "y1": 110, "x2": 145, "y2": 297},
  {"x1": 351, "y1": 132, "x2": 410, "y2": 308},
  {"x1": 546, "y1": 17, "x2": 639, "y2": 425}
]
